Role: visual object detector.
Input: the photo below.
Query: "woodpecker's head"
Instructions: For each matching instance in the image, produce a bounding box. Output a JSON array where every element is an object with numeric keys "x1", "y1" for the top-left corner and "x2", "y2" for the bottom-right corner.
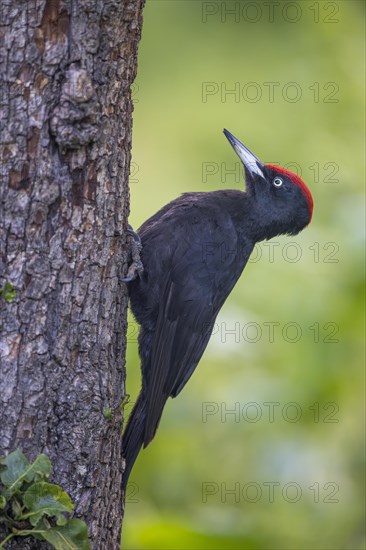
[{"x1": 223, "y1": 129, "x2": 313, "y2": 238}]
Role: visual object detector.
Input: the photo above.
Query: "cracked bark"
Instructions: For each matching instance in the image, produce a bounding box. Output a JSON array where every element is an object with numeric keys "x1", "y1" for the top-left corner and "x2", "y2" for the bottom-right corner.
[{"x1": 0, "y1": 0, "x2": 145, "y2": 548}]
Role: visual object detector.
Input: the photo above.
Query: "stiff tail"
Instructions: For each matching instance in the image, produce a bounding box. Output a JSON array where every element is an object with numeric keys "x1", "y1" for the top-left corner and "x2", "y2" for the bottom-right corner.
[{"x1": 122, "y1": 392, "x2": 146, "y2": 492}]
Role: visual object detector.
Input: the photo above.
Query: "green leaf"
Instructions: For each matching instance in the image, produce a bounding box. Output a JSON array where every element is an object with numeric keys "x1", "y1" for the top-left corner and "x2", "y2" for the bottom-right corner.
[
  {"x1": 56, "y1": 513, "x2": 68, "y2": 526},
  {"x1": 0, "y1": 451, "x2": 51, "y2": 495},
  {"x1": 11, "y1": 496, "x2": 23, "y2": 518},
  {"x1": 103, "y1": 408, "x2": 112, "y2": 419},
  {"x1": 27, "y1": 454, "x2": 52, "y2": 483},
  {"x1": 0, "y1": 494, "x2": 6, "y2": 509},
  {"x1": 0, "y1": 449, "x2": 29, "y2": 493},
  {"x1": 21, "y1": 482, "x2": 74, "y2": 526},
  {"x1": 1, "y1": 282, "x2": 16, "y2": 303},
  {"x1": 0, "y1": 451, "x2": 88, "y2": 550},
  {"x1": 1, "y1": 519, "x2": 89, "y2": 549},
  {"x1": 39, "y1": 519, "x2": 90, "y2": 550}
]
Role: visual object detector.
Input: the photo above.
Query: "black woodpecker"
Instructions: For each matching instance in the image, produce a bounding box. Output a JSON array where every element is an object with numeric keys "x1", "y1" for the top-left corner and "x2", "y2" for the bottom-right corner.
[{"x1": 121, "y1": 129, "x2": 313, "y2": 491}]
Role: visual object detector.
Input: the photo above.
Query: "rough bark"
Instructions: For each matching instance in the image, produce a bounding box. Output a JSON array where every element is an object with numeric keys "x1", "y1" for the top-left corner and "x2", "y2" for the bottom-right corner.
[{"x1": 0, "y1": 1, "x2": 144, "y2": 548}]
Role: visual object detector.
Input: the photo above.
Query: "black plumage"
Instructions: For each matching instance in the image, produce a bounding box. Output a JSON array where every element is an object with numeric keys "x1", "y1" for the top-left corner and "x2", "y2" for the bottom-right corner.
[{"x1": 122, "y1": 129, "x2": 313, "y2": 491}]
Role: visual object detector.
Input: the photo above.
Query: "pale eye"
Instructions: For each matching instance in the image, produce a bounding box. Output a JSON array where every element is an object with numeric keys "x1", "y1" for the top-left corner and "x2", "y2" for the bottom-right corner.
[{"x1": 273, "y1": 177, "x2": 283, "y2": 187}]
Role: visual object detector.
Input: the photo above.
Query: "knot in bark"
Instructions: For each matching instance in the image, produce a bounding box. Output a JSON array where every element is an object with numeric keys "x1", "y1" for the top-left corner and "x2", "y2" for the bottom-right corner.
[{"x1": 50, "y1": 65, "x2": 99, "y2": 153}]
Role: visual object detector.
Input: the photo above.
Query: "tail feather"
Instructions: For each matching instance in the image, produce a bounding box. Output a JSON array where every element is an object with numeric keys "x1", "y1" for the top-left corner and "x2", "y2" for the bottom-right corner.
[{"x1": 122, "y1": 392, "x2": 146, "y2": 492}]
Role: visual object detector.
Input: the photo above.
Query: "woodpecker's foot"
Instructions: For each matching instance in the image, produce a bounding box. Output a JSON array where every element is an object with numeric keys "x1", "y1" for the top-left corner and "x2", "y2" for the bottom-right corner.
[{"x1": 121, "y1": 225, "x2": 144, "y2": 283}]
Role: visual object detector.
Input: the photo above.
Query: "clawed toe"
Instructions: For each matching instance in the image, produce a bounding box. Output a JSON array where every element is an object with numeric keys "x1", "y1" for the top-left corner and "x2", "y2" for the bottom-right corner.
[
  {"x1": 126, "y1": 225, "x2": 142, "y2": 245},
  {"x1": 121, "y1": 225, "x2": 144, "y2": 283}
]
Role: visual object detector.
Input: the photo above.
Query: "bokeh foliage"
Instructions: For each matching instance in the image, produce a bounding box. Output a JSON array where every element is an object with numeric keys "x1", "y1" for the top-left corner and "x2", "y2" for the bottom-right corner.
[{"x1": 123, "y1": 1, "x2": 365, "y2": 548}]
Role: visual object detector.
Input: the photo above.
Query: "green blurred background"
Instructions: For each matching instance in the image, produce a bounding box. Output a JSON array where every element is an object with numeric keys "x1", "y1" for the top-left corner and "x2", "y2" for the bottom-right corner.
[{"x1": 122, "y1": 1, "x2": 365, "y2": 548}]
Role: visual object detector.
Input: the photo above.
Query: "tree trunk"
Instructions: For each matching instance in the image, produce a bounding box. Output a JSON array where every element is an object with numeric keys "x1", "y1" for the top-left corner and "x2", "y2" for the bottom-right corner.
[{"x1": 0, "y1": 1, "x2": 145, "y2": 548}]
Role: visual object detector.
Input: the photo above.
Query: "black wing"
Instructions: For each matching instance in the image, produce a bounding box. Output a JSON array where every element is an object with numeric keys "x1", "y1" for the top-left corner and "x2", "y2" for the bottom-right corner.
[{"x1": 143, "y1": 211, "x2": 242, "y2": 446}]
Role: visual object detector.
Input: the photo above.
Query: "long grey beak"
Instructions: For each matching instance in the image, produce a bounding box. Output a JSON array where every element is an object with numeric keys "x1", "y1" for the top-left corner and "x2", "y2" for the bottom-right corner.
[{"x1": 223, "y1": 129, "x2": 264, "y2": 179}]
